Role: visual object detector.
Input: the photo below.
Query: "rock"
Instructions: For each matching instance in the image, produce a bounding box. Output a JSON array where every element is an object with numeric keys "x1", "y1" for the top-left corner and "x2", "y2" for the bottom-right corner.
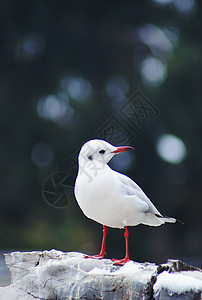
[
  {"x1": 0, "y1": 252, "x2": 10, "y2": 287},
  {"x1": 0, "y1": 250, "x2": 202, "y2": 300}
]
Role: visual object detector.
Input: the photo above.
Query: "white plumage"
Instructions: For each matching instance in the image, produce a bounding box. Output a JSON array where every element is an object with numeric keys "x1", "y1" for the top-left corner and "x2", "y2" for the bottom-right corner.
[
  {"x1": 74, "y1": 139, "x2": 176, "y2": 264},
  {"x1": 74, "y1": 139, "x2": 175, "y2": 228}
]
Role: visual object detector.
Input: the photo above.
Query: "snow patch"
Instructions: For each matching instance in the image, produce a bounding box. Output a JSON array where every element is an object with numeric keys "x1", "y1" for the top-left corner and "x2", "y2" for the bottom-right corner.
[
  {"x1": 88, "y1": 261, "x2": 151, "y2": 276},
  {"x1": 154, "y1": 270, "x2": 202, "y2": 294},
  {"x1": 113, "y1": 261, "x2": 144, "y2": 274}
]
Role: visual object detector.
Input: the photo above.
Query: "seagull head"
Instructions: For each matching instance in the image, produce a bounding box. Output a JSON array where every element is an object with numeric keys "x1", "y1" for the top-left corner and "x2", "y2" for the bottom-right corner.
[{"x1": 78, "y1": 139, "x2": 134, "y2": 166}]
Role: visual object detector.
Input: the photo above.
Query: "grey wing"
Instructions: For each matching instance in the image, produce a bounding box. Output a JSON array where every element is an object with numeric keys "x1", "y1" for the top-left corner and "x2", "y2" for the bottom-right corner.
[{"x1": 115, "y1": 171, "x2": 162, "y2": 216}]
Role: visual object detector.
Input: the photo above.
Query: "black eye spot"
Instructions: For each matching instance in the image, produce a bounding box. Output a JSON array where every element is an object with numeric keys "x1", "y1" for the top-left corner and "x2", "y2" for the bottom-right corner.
[
  {"x1": 99, "y1": 149, "x2": 105, "y2": 155},
  {"x1": 87, "y1": 155, "x2": 93, "y2": 161}
]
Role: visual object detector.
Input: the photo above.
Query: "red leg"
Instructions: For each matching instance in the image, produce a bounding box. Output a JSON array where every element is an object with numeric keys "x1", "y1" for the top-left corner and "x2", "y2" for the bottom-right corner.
[
  {"x1": 112, "y1": 226, "x2": 130, "y2": 265},
  {"x1": 85, "y1": 225, "x2": 108, "y2": 259}
]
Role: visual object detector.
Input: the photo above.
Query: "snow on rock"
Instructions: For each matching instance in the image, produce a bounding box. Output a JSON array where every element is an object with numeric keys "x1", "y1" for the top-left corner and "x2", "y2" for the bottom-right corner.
[
  {"x1": 0, "y1": 250, "x2": 201, "y2": 300},
  {"x1": 154, "y1": 270, "x2": 202, "y2": 294},
  {"x1": 154, "y1": 270, "x2": 202, "y2": 299}
]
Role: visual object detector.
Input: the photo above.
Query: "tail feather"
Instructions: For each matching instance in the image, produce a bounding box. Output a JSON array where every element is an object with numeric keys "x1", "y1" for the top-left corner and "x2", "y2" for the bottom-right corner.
[
  {"x1": 143, "y1": 214, "x2": 183, "y2": 227},
  {"x1": 156, "y1": 214, "x2": 184, "y2": 224},
  {"x1": 159, "y1": 216, "x2": 176, "y2": 223}
]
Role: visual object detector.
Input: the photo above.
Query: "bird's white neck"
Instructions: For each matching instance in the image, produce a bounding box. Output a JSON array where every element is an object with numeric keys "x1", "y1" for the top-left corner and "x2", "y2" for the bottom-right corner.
[{"x1": 78, "y1": 160, "x2": 110, "y2": 181}]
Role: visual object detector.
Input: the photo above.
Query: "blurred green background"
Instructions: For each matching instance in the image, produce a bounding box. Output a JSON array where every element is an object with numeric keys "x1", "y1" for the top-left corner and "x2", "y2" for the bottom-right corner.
[{"x1": 1, "y1": 0, "x2": 202, "y2": 268}]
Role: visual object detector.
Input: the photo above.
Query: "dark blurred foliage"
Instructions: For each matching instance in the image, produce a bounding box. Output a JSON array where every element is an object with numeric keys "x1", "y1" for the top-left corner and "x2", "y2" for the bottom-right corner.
[{"x1": 0, "y1": 0, "x2": 202, "y2": 267}]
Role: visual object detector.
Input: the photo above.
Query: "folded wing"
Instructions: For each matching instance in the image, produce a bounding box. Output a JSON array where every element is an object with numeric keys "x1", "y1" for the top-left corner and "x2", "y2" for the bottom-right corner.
[{"x1": 115, "y1": 171, "x2": 176, "y2": 226}]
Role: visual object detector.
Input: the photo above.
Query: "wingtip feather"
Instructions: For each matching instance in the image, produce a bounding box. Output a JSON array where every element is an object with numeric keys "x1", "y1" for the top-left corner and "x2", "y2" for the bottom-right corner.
[
  {"x1": 157, "y1": 215, "x2": 184, "y2": 224},
  {"x1": 160, "y1": 217, "x2": 176, "y2": 223}
]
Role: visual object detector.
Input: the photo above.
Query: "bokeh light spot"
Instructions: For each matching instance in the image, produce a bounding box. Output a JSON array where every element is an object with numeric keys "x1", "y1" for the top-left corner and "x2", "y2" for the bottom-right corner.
[
  {"x1": 105, "y1": 76, "x2": 129, "y2": 104},
  {"x1": 138, "y1": 24, "x2": 173, "y2": 55},
  {"x1": 15, "y1": 33, "x2": 46, "y2": 61},
  {"x1": 156, "y1": 134, "x2": 187, "y2": 164},
  {"x1": 60, "y1": 76, "x2": 92, "y2": 102},
  {"x1": 31, "y1": 143, "x2": 54, "y2": 167},
  {"x1": 37, "y1": 94, "x2": 74, "y2": 127},
  {"x1": 173, "y1": 0, "x2": 195, "y2": 14},
  {"x1": 140, "y1": 57, "x2": 167, "y2": 86},
  {"x1": 153, "y1": 0, "x2": 195, "y2": 14}
]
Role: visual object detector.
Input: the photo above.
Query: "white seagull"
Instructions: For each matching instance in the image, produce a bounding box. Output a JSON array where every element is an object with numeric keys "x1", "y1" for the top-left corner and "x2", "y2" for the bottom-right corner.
[{"x1": 74, "y1": 139, "x2": 178, "y2": 265}]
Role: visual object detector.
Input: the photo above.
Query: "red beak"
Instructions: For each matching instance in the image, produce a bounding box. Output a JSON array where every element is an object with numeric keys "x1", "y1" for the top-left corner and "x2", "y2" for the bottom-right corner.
[{"x1": 112, "y1": 146, "x2": 134, "y2": 154}]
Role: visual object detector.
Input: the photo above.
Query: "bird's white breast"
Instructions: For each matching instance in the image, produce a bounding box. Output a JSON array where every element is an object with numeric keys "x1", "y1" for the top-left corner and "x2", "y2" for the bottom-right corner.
[{"x1": 74, "y1": 164, "x2": 146, "y2": 228}]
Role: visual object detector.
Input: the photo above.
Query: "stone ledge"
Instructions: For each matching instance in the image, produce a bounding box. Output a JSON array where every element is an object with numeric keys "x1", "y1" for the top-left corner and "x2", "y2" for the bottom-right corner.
[{"x1": 0, "y1": 250, "x2": 202, "y2": 300}]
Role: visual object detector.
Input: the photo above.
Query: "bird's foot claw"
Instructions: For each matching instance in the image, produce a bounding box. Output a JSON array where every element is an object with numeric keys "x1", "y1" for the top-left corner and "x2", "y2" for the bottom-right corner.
[
  {"x1": 85, "y1": 254, "x2": 105, "y2": 259},
  {"x1": 112, "y1": 257, "x2": 130, "y2": 265}
]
